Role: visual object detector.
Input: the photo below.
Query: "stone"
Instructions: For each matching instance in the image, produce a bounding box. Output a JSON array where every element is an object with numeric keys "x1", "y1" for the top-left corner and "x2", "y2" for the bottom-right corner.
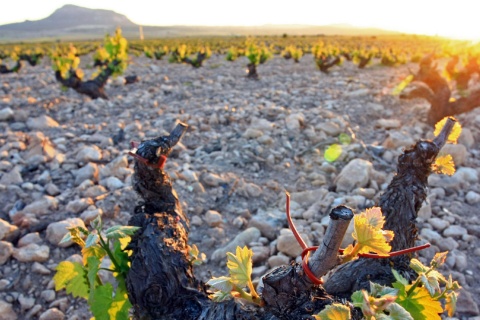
[
  {"x1": 0, "y1": 241, "x2": 13, "y2": 265},
  {"x1": 335, "y1": 159, "x2": 373, "y2": 192},
  {"x1": 80, "y1": 208, "x2": 103, "y2": 225},
  {"x1": 12, "y1": 244, "x2": 49, "y2": 262},
  {"x1": 100, "y1": 177, "x2": 125, "y2": 191},
  {"x1": 251, "y1": 246, "x2": 270, "y2": 264},
  {"x1": 277, "y1": 230, "x2": 311, "y2": 257},
  {"x1": 211, "y1": 227, "x2": 261, "y2": 261},
  {"x1": 204, "y1": 210, "x2": 223, "y2": 227},
  {"x1": 201, "y1": 172, "x2": 226, "y2": 187},
  {"x1": 435, "y1": 237, "x2": 459, "y2": 251},
  {"x1": 75, "y1": 163, "x2": 99, "y2": 186},
  {"x1": 382, "y1": 130, "x2": 415, "y2": 149},
  {"x1": 289, "y1": 188, "x2": 329, "y2": 208},
  {"x1": 20, "y1": 196, "x2": 58, "y2": 216},
  {"x1": 466, "y1": 191, "x2": 480, "y2": 205},
  {"x1": 441, "y1": 143, "x2": 467, "y2": 166},
  {"x1": 26, "y1": 115, "x2": 59, "y2": 130},
  {"x1": 25, "y1": 132, "x2": 56, "y2": 162},
  {"x1": 417, "y1": 202, "x2": 432, "y2": 220},
  {"x1": 443, "y1": 225, "x2": 468, "y2": 238},
  {"x1": 250, "y1": 118, "x2": 274, "y2": 131},
  {"x1": 38, "y1": 308, "x2": 65, "y2": 320},
  {"x1": 83, "y1": 185, "x2": 108, "y2": 198},
  {"x1": 66, "y1": 198, "x2": 94, "y2": 214},
  {"x1": 40, "y1": 290, "x2": 56, "y2": 302},
  {"x1": 420, "y1": 228, "x2": 442, "y2": 242},
  {"x1": 190, "y1": 215, "x2": 203, "y2": 226},
  {"x1": 180, "y1": 169, "x2": 198, "y2": 182},
  {"x1": 458, "y1": 127, "x2": 475, "y2": 148},
  {"x1": 456, "y1": 289, "x2": 479, "y2": 316},
  {"x1": 243, "y1": 128, "x2": 263, "y2": 139},
  {"x1": 375, "y1": 119, "x2": 401, "y2": 129},
  {"x1": 17, "y1": 232, "x2": 43, "y2": 247},
  {"x1": 427, "y1": 174, "x2": 461, "y2": 190},
  {"x1": 99, "y1": 155, "x2": 130, "y2": 180},
  {"x1": 32, "y1": 262, "x2": 51, "y2": 275},
  {"x1": 46, "y1": 218, "x2": 86, "y2": 247},
  {"x1": 0, "y1": 219, "x2": 18, "y2": 241},
  {"x1": 285, "y1": 113, "x2": 305, "y2": 131},
  {"x1": 268, "y1": 254, "x2": 290, "y2": 268},
  {"x1": 0, "y1": 167, "x2": 23, "y2": 185},
  {"x1": 18, "y1": 294, "x2": 35, "y2": 311},
  {"x1": 453, "y1": 250, "x2": 468, "y2": 271},
  {"x1": 319, "y1": 121, "x2": 342, "y2": 136},
  {"x1": 427, "y1": 217, "x2": 449, "y2": 231},
  {"x1": 0, "y1": 108, "x2": 14, "y2": 121},
  {"x1": 0, "y1": 300, "x2": 17, "y2": 320},
  {"x1": 248, "y1": 208, "x2": 285, "y2": 240},
  {"x1": 45, "y1": 183, "x2": 61, "y2": 196},
  {"x1": 76, "y1": 145, "x2": 102, "y2": 163},
  {"x1": 455, "y1": 167, "x2": 479, "y2": 183}
]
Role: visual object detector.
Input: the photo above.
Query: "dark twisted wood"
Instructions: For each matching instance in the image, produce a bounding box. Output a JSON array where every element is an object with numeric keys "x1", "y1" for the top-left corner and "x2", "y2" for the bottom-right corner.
[{"x1": 323, "y1": 117, "x2": 456, "y2": 297}]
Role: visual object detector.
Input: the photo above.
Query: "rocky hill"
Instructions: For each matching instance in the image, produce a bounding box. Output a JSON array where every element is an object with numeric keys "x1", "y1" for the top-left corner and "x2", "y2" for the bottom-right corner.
[{"x1": 0, "y1": 4, "x2": 137, "y2": 41}]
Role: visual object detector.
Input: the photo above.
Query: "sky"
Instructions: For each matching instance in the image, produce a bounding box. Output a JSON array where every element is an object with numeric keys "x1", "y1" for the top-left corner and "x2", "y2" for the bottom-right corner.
[{"x1": 1, "y1": 0, "x2": 479, "y2": 40}]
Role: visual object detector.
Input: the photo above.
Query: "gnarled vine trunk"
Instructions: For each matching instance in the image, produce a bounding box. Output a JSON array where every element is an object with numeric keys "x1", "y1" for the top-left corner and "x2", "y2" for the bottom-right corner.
[
  {"x1": 126, "y1": 119, "x2": 455, "y2": 319},
  {"x1": 401, "y1": 55, "x2": 480, "y2": 125}
]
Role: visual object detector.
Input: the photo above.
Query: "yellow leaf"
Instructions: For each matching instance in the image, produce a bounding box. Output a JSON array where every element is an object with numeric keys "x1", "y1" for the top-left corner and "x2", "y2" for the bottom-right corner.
[
  {"x1": 352, "y1": 207, "x2": 393, "y2": 256},
  {"x1": 433, "y1": 117, "x2": 462, "y2": 144},
  {"x1": 226, "y1": 246, "x2": 253, "y2": 288},
  {"x1": 363, "y1": 207, "x2": 385, "y2": 229},
  {"x1": 314, "y1": 303, "x2": 351, "y2": 320},
  {"x1": 445, "y1": 291, "x2": 458, "y2": 317},
  {"x1": 432, "y1": 154, "x2": 455, "y2": 175},
  {"x1": 431, "y1": 251, "x2": 448, "y2": 268}
]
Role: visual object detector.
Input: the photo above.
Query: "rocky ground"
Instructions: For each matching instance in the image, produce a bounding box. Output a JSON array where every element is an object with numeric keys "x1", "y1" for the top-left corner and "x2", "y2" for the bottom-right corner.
[{"x1": 0, "y1": 53, "x2": 479, "y2": 319}]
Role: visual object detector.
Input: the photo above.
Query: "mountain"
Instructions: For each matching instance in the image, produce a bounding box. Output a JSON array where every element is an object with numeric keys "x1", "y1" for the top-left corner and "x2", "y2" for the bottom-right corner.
[
  {"x1": 0, "y1": 4, "x2": 137, "y2": 41},
  {"x1": 0, "y1": 4, "x2": 400, "y2": 42}
]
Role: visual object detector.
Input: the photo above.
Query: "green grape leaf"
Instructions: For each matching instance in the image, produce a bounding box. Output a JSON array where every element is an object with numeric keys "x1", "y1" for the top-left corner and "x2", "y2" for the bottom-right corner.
[
  {"x1": 420, "y1": 274, "x2": 440, "y2": 296},
  {"x1": 209, "y1": 290, "x2": 233, "y2": 302},
  {"x1": 53, "y1": 261, "x2": 89, "y2": 299},
  {"x1": 90, "y1": 215, "x2": 103, "y2": 231},
  {"x1": 108, "y1": 278, "x2": 132, "y2": 320},
  {"x1": 392, "y1": 269, "x2": 409, "y2": 286},
  {"x1": 351, "y1": 290, "x2": 365, "y2": 308},
  {"x1": 105, "y1": 225, "x2": 140, "y2": 240},
  {"x1": 382, "y1": 302, "x2": 414, "y2": 320},
  {"x1": 395, "y1": 285, "x2": 443, "y2": 320},
  {"x1": 85, "y1": 233, "x2": 99, "y2": 248},
  {"x1": 324, "y1": 144, "x2": 342, "y2": 162},
  {"x1": 90, "y1": 283, "x2": 114, "y2": 320},
  {"x1": 206, "y1": 276, "x2": 234, "y2": 292},
  {"x1": 86, "y1": 256, "x2": 101, "y2": 301},
  {"x1": 370, "y1": 282, "x2": 399, "y2": 298},
  {"x1": 226, "y1": 246, "x2": 253, "y2": 287},
  {"x1": 112, "y1": 237, "x2": 130, "y2": 276},
  {"x1": 313, "y1": 303, "x2": 351, "y2": 320},
  {"x1": 409, "y1": 258, "x2": 429, "y2": 274}
]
